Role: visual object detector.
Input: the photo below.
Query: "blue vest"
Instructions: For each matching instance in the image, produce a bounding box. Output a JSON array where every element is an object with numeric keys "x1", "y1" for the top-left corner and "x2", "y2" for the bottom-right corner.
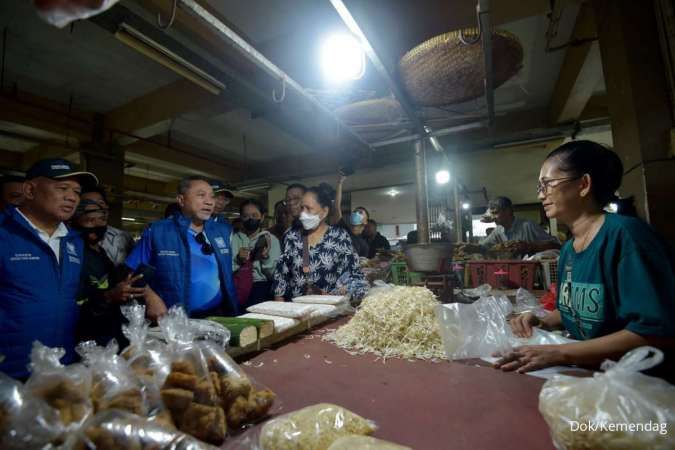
[
  {"x1": 125, "y1": 214, "x2": 240, "y2": 316},
  {"x1": 0, "y1": 207, "x2": 83, "y2": 378}
]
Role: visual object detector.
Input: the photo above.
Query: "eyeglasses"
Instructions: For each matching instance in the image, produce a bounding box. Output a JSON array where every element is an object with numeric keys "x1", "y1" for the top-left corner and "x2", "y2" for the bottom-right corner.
[
  {"x1": 536, "y1": 176, "x2": 581, "y2": 194},
  {"x1": 194, "y1": 232, "x2": 214, "y2": 255}
]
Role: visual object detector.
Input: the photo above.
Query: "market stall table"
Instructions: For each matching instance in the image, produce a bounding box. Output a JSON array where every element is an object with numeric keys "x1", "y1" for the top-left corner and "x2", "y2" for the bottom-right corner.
[{"x1": 234, "y1": 317, "x2": 555, "y2": 450}]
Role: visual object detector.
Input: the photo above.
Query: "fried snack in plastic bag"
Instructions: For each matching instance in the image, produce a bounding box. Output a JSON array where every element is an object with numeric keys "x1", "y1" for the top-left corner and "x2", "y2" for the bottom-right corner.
[
  {"x1": 33, "y1": 0, "x2": 120, "y2": 28},
  {"x1": 26, "y1": 342, "x2": 93, "y2": 431},
  {"x1": 200, "y1": 340, "x2": 277, "y2": 430},
  {"x1": 539, "y1": 346, "x2": 675, "y2": 450},
  {"x1": 76, "y1": 340, "x2": 147, "y2": 416},
  {"x1": 327, "y1": 435, "x2": 411, "y2": 450},
  {"x1": 64, "y1": 409, "x2": 218, "y2": 450},
  {"x1": 0, "y1": 372, "x2": 63, "y2": 450},
  {"x1": 158, "y1": 307, "x2": 227, "y2": 445},
  {"x1": 120, "y1": 304, "x2": 175, "y2": 429},
  {"x1": 259, "y1": 403, "x2": 377, "y2": 450}
]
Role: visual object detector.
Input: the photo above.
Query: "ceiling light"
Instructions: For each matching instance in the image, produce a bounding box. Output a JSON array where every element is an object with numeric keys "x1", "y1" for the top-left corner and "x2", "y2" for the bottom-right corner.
[
  {"x1": 435, "y1": 170, "x2": 450, "y2": 185},
  {"x1": 462, "y1": 202, "x2": 471, "y2": 210},
  {"x1": 320, "y1": 33, "x2": 365, "y2": 83},
  {"x1": 122, "y1": 217, "x2": 137, "y2": 222},
  {"x1": 387, "y1": 189, "x2": 400, "y2": 197}
]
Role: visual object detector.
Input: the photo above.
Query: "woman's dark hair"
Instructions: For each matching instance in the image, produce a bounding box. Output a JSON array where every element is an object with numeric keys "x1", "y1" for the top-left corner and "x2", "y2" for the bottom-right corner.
[
  {"x1": 545, "y1": 140, "x2": 623, "y2": 206},
  {"x1": 239, "y1": 198, "x2": 266, "y2": 216},
  {"x1": 354, "y1": 206, "x2": 370, "y2": 220},
  {"x1": 306, "y1": 183, "x2": 335, "y2": 210}
]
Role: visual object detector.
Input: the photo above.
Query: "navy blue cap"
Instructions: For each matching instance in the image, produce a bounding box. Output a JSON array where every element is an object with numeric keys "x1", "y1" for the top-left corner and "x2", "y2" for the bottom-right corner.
[
  {"x1": 210, "y1": 179, "x2": 233, "y2": 198},
  {"x1": 26, "y1": 158, "x2": 98, "y2": 188}
]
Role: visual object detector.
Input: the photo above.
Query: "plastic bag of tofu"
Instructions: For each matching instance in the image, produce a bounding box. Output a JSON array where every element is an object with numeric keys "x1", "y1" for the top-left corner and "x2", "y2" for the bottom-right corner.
[
  {"x1": 63, "y1": 409, "x2": 218, "y2": 450},
  {"x1": 539, "y1": 346, "x2": 675, "y2": 450},
  {"x1": 25, "y1": 341, "x2": 94, "y2": 433},
  {"x1": 155, "y1": 306, "x2": 228, "y2": 446},
  {"x1": 76, "y1": 340, "x2": 151, "y2": 417},
  {"x1": 0, "y1": 372, "x2": 63, "y2": 450},
  {"x1": 33, "y1": 0, "x2": 120, "y2": 28},
  {"x1": 198, "y1": 340, "x2": 277, "y2": 431}
]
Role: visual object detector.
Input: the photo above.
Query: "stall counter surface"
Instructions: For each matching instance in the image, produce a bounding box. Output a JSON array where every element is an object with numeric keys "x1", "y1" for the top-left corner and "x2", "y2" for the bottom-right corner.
[{"x1": 235, "y1": 317, "x2": 554, "y2": 450}]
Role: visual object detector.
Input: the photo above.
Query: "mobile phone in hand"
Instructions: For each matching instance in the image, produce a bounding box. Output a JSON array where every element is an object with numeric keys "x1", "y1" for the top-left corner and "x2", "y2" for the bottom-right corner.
[{"x1": 132, "y1": 263, "x2": 155, "y2": 288}]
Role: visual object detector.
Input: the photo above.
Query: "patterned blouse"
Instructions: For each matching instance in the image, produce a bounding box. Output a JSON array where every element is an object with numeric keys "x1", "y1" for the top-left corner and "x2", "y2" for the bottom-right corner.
[{"x1": 273, "y1": 226, "x2": 369, "y2": 301}]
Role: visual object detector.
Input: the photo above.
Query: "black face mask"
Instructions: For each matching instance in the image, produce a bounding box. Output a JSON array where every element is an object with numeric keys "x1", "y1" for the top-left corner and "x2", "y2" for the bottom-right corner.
[
  {"x1": 79, "y1": 225, "x2": 107, "y2": 244},
  {"x1": 243, "y1": 218, "x2": 261, "y2": 232}
]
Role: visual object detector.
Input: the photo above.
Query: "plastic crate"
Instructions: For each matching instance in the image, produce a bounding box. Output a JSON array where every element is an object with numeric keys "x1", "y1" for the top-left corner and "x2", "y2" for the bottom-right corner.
[
  {"x1": 389, "y1": 261, "x2": 423, "y2": 286},
  {"x1": 540, "y1": 259, "x2": 559, "y2": 289},
  {"x1": 467, "y1": 260, "x2": 539, "y2": 290}
]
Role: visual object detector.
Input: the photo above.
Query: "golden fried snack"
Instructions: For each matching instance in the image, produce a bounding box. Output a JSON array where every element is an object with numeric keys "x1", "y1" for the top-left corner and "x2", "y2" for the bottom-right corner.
[
  {"x1": 170, "y1": 361, "x2": 196, "y2": 375},
  {"x1": 105, "y1": 389, "x2": 144, "y2": 415},
  {"x1": 163, "y1": 372, "x2": 198, "y2": 391},
  {"x1": 160, "y1": 388, "x2": 193, "y2": 412},
  {"x1": 219, "y1": 374, "x2": 252, "y2": 408},
  {"x1": 209, "y1": 372, "x2": 221, "y2": 398},
  {"x1": 179, "y1": 403, "x2": 227, "y2": 445},
  {"x1": 226, "y1": 389, "x2": 276, "y2": 428},
  {"x1": 193, "y1": 378, "x2": 217, "y2": 406}
]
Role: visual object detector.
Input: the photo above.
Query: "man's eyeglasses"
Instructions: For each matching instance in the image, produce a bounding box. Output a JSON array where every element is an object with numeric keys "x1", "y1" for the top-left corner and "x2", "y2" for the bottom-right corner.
[
  {"x1": 536, "y1": 176, "x2": 581, "y2": 195},
  {"x1": 194, "y1": 232, "x2": 214, "y2": 255}
]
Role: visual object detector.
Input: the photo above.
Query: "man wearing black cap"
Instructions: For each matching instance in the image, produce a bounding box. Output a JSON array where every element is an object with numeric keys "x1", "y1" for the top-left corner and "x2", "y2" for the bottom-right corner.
[
  {"x1": 0, "y1": 158, "x2": 97, "y2": 379},
  {"x1": 210, "y1": 179, "x2": 234, "y2": 223},
  {"x1": 0, "y1": 174, "x2": 25, "y2": 211}
]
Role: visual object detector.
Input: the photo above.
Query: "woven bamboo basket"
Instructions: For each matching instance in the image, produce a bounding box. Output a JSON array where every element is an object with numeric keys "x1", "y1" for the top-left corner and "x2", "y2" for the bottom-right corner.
[{"x1": 399, "y1": 28, "x2": 523, "y2": 107}]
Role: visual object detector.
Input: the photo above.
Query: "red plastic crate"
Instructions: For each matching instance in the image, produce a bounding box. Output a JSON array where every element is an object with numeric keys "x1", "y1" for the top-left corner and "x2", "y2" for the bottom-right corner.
[{"x1": 467, "y1": 260, "x2": 539, "y2": 290}]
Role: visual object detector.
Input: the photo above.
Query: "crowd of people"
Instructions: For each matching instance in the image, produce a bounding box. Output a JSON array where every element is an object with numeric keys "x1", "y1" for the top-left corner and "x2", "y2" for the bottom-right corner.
[
  {"x1": 0, "y1": 160, "x2": 380, "y2": 378},
  {"x1": 1, "y1": 139, "x2": 674, "y2": 383}
]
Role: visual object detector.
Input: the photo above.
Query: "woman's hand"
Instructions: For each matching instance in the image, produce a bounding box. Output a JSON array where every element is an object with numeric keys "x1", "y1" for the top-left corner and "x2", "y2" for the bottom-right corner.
[
  {"x1": 105, "y1": 273, "x2": 147, "y2": 304},
  {"x1": 237, "y1": 247, "x2": 251, "y2": 262},
  {"x1": 510, "y1": 312, "x2": 541, "y2": 338},
  {"x1": 145, "y1": 288, "x2": 168, "y2": 321},
  {"x1": 493, "y1": 345, "x2": 570, "y2": 373},
  {"x1": 273, "y1": 296, "x2": 285, "y2": 302}
]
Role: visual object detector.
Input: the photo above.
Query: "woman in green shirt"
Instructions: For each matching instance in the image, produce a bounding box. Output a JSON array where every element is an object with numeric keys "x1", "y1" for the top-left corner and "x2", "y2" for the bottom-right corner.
[
  {"x1": 495, "y1": 140, "x2": 675, "y2": 379},
  {"x1": 231, "y1": 199, "x2": 281, "y2": 306}
]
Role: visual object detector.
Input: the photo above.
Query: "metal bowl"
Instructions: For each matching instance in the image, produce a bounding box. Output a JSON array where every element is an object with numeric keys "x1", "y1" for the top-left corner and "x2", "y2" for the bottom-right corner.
[{"x1": 403, "y1": 242, "x2": 454, "y2": 272}]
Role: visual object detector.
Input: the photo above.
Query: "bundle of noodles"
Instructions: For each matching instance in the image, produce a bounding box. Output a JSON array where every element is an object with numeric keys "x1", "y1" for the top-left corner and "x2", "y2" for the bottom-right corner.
[{"x1": 324, "y1": 286, "x2": 445, "y2": 361}]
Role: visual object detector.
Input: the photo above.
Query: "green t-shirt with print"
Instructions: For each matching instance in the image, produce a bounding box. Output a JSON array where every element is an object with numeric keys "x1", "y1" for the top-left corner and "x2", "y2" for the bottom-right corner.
[{"x1": 557, "y1": 213, "x2": 675, "y2": 341}]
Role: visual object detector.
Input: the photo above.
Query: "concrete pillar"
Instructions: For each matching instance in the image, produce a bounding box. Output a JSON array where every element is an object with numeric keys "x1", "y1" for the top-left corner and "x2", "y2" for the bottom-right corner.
[{"x1": 593, "y1": 0, "x2": 675, "y2": 240}]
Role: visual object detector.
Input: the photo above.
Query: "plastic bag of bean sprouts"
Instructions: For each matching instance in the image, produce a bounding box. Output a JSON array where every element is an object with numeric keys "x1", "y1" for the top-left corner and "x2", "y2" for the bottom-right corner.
[
  {"x1": 539, "y1": 346, "x2": 675, "y2": 450},
  {"x1": 225, "y1": 403, "x2": 378, "y2": 450},
  {"x1": 33, "y1": 0, "x2": 120, "y2": 28}
]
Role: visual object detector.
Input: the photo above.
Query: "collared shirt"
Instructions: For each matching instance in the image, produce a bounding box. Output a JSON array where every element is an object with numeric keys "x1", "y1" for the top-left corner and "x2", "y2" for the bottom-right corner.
[
  {"x1": 101, "y1": 225, "x2": 135, "y2": 266},
  {"x1": 480, "y1": 217, "x2": 559, "y2": 248},
  {"x1": 16, "y1": 208, "x2": 69, "y2": 263}
]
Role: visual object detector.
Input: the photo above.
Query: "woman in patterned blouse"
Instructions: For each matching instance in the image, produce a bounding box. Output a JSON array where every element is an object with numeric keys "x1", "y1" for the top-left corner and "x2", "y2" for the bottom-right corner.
[{"x1": 273, "y1": 183, "x2": 368, "y2": 303}]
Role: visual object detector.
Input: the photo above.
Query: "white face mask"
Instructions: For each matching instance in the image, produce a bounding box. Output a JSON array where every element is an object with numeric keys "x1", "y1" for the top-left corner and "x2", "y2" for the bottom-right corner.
[{"x1": 300, "y1": 211, "x2": 321, "y2": 230}]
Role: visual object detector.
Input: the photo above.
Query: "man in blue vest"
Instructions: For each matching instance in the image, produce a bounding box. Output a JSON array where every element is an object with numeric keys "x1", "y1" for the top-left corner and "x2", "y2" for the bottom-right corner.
[
  {"x1": 0, "y1": 159, "x2": 98, "y2": 379},
  {"x1": 125, "y1": 176, "x2": 240, "y2": 320}
]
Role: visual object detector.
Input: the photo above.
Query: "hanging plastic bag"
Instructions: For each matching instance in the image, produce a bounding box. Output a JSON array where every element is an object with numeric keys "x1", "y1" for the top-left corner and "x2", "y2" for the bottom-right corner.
[
  {"x1": 539, "y1": 346, "x2": 675, "y2": 450},
  {"x1": 63, "y1": 409, "x2": 218, "y2": 450},
  {"x1": 25, "y1": 341, "x2": 93, "y2": 432},
  {"x1": 0, "y1": 373, "x2": 63, "y2": 450},
  {"x1": 33, "y1": 0, "x2": 120, "y2": 28}
]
